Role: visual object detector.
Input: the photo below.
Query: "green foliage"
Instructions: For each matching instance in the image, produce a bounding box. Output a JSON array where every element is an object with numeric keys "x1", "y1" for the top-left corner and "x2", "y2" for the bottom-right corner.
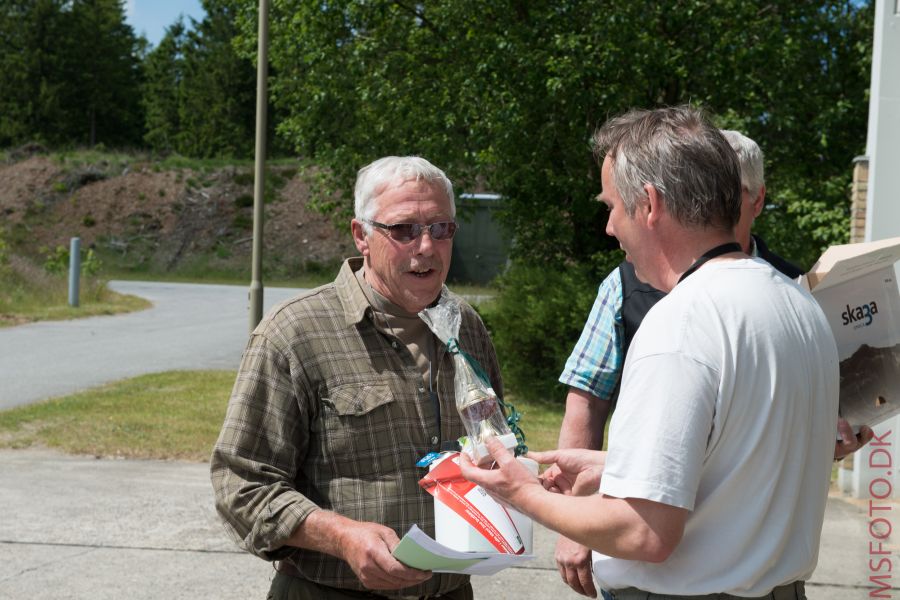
[
  {"x1": 481, "y1": 250, "x2": 622, "y2": 403},
  {"x1": 0, "y1": 0, "x2": 144, "y2": 147},
  {"x1": 234, "y1": 193, "x2": 254, "y2": 208},
  {"x1": 141, "y1": 18, "x2": 187, "y2": 154},
  {"x1": 42, "y1": 245, "x2": 102, "y2": 276},
  {"x1": 142, "y1": 0, "x2": 271, "y2": 159},
  {"x1": 228, "y1": 0, "x2": 871, "y2": 272},
  {"x1": 176, "y1": 1, "x2": 257, "y2": 158},
  {"x1": 0, "y1": 230, "x2": 10, "y2": 278},
  {"x1": 222, "y1": 0, "x2": 872, "y2": 393}
]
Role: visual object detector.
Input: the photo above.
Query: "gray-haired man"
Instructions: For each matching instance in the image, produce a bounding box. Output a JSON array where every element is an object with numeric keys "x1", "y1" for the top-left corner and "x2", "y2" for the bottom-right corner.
[
  {"x1": 550, "y1": 127, "x2": 872, "y2": 598},
  {"x1": 212, "y1": 156, "x2": 502, "y2": 600},
  {"x1": 461, "y1": 106, "x2": 839, "y2": 599}
]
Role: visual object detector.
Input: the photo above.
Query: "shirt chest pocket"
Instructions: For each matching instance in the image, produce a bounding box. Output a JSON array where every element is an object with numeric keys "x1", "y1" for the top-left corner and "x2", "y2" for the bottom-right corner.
[{"x1": 314, "y1": 384, "x2": 401, "y2": 475}]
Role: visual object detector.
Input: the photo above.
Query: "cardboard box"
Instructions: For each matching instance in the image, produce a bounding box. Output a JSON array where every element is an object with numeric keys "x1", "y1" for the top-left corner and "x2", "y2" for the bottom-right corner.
[{"x1": 801, "y1": 237, "x2": 900, "y2": 428}]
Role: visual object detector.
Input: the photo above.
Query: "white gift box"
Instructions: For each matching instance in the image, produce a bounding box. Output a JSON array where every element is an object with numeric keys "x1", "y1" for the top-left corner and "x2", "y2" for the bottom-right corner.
[{"x1": 419, "y1": 452, "x2": 535, "y2": 555}]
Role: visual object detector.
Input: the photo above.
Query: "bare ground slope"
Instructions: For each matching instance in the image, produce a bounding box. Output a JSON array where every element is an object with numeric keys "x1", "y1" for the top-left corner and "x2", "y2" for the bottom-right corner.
[{"x1": 0, "y1": 153, "x2": 353, "y2": 275}]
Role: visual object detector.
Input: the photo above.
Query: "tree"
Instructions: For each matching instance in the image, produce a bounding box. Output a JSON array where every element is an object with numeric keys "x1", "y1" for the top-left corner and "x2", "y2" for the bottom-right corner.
[
  {"x1": 142, "y1": 19, "x2": 187, "y2": 153},
  {"x1": 226, "y1": 0, "x2": 873, "y2": 400},
  {"x1": 176, "y1": 0, "x2": 257, "y2": 158},
  {"x1": 0, "y1": 0, "x2": 69, "y2": 145},
  {"x1": 230, "y1": 0, "x2": 872, "y2": 270},
  {"x1": 141, "y1": 0, "x2": 258, "y2": 158},
  {"x1": 0, "y1": 0, "x2": 144, "y2": 147},
  {"x1": 64, "y1": 0, "x2": 145, "y2": 146}
]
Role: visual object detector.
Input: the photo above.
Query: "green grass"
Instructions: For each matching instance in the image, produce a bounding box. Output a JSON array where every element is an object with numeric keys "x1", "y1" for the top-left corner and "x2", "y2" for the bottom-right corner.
[
  {"x1": 0, "y1": 370, "x2": 566, "y2": 462},
  {"x1": 0, "y1": 290, "x2": 150, "y2": 327},
  {"x1": 103, "y1": 263, "x2": 337, "y2": 289},
  {"x1": 0, "y1": 370, "x2": 234, "y2": 461},
  {"x1": 51, "y1": 147, "x2": 142, "y2": 175},
  {"x1": 507, "y1": 397, "x2": 565, "y2": 453},
  {"x1": 0, "y1": 257, "x2": 152, "y2": 328},
  {"x1": 103, "y1": 262, "x2": 498, "y2": 296},
  {"x1": 158, "y1": 154, "x2": 300, "y2": 173}
]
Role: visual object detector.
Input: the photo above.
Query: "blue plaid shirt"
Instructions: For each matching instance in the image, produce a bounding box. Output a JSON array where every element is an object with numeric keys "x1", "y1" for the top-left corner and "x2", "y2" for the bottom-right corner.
[{"x1": 558, "y1": 267, "x2": 624, "y2": 401}]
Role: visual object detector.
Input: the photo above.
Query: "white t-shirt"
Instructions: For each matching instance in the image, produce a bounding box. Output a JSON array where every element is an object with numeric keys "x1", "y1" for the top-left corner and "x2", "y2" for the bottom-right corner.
[{"x1": 594, "y1": 259, "x2": 839, "y2": 596}]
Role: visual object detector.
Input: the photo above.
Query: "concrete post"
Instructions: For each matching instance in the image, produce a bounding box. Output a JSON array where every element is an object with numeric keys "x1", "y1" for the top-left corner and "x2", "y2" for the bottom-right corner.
[{"x1": 68, "y1": 237, "x2": 81, "y2": 308}]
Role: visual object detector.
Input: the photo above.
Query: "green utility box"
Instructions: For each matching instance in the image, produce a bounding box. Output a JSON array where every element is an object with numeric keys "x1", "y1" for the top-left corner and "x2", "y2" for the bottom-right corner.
[{"x1": 448, "y1": 193, "x2": 510, "y2": 284}]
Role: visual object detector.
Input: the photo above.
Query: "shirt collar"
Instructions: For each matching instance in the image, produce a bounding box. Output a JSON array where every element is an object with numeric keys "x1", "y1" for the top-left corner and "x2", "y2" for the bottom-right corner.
[
  {"x1": 335, "y1": 257, "x2": 447, "y2": 327},
  {"x1": 335, "y1": 257, "x2": 372, "y2": 326}
]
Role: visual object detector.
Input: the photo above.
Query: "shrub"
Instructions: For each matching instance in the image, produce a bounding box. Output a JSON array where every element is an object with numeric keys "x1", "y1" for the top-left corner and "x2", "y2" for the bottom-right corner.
[
  {"x1": 480, "y1": 251, "x2": 622, "y2": 403},
  {"x1": 234, "y1": 193, "x2": 254, "y2": 208},
  {"x1": 42, "y1": 245, "x2": 102, "y2": 276},
  {"x1": 0, "y1": 230, "x2": 10, "y2": 278}
]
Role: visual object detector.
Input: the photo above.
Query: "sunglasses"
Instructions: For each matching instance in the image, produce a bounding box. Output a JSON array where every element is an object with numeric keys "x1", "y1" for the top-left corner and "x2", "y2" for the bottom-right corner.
[{"x1": 365, "y1": 220, "x2": 458, "y2": 242}]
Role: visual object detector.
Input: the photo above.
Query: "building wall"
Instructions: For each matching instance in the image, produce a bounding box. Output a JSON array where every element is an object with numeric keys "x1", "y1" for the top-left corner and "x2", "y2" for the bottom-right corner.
[{"x1": 850, "y1": 157, "x2": 869, "y2": 244}]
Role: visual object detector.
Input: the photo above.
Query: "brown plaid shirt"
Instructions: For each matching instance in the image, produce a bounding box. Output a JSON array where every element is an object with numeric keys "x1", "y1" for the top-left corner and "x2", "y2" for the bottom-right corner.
[{"x1": 211, "y1": 258, "x2": 503, "y2": 598}]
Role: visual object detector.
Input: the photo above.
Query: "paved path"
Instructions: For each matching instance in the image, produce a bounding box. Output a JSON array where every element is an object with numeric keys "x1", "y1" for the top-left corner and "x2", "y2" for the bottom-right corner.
[
  {"x1": 0, "y1": 448, "x2": 890, "y2": 600},
  {"x1": 0, "y1": 281, "x2": 303, "y2": 410},
  {"x1": 0, "y1": 282, "x2": 896, "y2": 598}
]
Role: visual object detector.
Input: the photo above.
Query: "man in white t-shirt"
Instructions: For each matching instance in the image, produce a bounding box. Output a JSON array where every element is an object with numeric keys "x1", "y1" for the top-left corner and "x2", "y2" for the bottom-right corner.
[{"x1": 460, "y1": 105, "x2": 839, "y2": 599}]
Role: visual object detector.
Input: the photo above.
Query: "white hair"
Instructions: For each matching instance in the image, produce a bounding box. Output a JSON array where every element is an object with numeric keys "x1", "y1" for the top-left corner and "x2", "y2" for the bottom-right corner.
[
  {"x1": 720, "y1": 130, "x2": 765, "y2": 198},
  {"x1": 354, "y1": 156, "x2": 455, "y2": 233}
]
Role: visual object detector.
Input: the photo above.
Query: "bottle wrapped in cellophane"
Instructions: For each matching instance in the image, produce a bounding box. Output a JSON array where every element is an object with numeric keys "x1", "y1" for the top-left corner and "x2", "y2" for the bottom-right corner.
[{"x1": 420, "y1": 291, "x2": 523, "y2": 465}]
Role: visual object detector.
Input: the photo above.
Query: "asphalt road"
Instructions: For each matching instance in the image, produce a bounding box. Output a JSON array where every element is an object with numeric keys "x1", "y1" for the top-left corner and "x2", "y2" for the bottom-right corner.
[
  {"x1": 0, "y1": 280, "x2": 893, "y2": 598},
  {"x1": 0, "y1": 446, "x2": 882, "y2": 599},
  {"x1": 0, "y1": 280, "x2": 304, "y2": 410}
]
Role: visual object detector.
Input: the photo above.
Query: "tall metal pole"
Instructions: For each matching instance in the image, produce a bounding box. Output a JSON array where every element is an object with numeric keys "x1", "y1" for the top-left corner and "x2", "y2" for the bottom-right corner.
[{"x1": 249, "y1": 0, "x2": 270, "y2": 332}]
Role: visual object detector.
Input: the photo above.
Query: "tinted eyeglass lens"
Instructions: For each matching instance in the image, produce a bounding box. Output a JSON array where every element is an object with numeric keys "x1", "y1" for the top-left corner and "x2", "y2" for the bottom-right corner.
[
  {"x1": 386, "y1": 221, "x2": 456, "y2": 242},
  {"x1": 388, "y1": 224, "x2": 418, "y2": 242},
  {"x1": 429, "y1": 221, "x2": 457, "y2": 240}
]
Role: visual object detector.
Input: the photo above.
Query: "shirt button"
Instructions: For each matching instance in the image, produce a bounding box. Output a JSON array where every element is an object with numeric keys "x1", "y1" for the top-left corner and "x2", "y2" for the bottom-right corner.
[
  {"x1": 431, "y1": 436, "x2": 439, "y2": 445},
  {"x1": 418, "y1": 387, "x2": 425, "y2": 393},
  {"x1": 391, "y1": 341, "x2": 398, "y2": 349}
]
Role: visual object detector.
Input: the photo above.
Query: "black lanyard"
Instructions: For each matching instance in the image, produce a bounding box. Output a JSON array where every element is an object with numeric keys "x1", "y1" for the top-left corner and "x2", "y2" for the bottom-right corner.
[{"x1": 677, "y1": 242, "x2": 743, "y2": 284}]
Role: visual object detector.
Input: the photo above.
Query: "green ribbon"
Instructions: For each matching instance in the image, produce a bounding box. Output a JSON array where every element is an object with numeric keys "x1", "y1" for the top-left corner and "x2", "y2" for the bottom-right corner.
[{"x1": 446, "y1": 337, "x2": 528, "y2": 456}]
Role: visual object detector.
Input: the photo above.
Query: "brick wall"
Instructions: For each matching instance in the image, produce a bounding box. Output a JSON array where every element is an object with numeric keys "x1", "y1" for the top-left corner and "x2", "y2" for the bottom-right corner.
[{"x1": 850, "y1": 156, "x2": 868, "y2": 243}]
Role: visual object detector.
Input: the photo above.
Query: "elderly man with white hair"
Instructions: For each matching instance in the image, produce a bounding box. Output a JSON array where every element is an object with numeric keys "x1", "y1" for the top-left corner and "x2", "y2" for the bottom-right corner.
[{"x1": 212, "y1": 156, "x2": 501, "y2": 600}]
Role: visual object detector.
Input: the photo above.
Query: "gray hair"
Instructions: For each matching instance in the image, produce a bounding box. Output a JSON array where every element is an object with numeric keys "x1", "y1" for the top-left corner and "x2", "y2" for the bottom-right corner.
[
  {"x1": 354, "y1": 156, "x2": 455, "y2": 233},
  {"x1": 592, "y1": 105, "x2": 741, "y2": 231},
  {"x1": 720, "y1": 129, "x2": 765, "y2": 198}
]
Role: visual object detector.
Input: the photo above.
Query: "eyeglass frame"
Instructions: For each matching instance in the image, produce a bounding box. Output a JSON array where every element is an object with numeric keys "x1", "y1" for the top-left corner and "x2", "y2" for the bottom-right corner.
[{"x1": 363, "y1": 219, "x2": 459, "y2": 242}]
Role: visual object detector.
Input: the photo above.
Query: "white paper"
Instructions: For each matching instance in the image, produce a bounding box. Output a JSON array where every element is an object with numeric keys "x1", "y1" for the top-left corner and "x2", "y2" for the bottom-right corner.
[{"x1": 392, "y1": 525, "x2": 534, "y2": 576}]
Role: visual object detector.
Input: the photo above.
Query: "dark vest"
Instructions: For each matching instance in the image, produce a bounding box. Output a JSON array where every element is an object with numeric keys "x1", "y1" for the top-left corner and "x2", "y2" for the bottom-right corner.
[{"x1": 619, "y1": 260, "x2": 666, "y2": 358}]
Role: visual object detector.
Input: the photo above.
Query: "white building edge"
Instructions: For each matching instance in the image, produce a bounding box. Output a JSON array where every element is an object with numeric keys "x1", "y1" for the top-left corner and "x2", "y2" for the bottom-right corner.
[{"x1": 837, "y1": 0, "x2": 900, "y2": 499}]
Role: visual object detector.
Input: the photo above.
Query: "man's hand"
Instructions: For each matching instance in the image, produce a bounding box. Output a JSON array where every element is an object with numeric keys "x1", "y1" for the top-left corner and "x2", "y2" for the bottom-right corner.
[
  {"x1": 339, "y1": 522, "x2": 432, "y2": 590},
  {"x1": 457, "y1": 437, "x2": 543, "y2": 510},
  {"x1": 835, "y1": 418, "x2": 875, "y2": 461},
  {"x1": 531, "y1": 448, "x2": 605, "y2": 497},
  {"x1": 287, "y1": 511, "x2": 431, "y2": 591},
  {"x1": 555, "y1": 536, "x2": 597, "y2": 598}
]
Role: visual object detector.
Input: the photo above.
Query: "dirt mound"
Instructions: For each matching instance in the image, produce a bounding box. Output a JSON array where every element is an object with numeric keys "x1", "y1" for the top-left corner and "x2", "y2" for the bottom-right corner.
[{"x1": 0, "y1": 154, "x2": 354, "y2": 276}]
